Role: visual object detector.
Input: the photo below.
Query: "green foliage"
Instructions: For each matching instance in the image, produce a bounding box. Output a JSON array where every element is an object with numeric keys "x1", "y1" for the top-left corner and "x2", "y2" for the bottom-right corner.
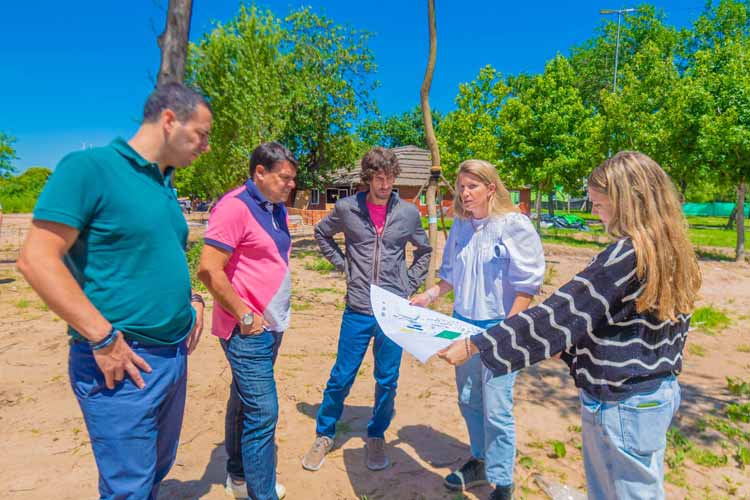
[
  {"x1": 437, "y1": 65, "x2": 509, "y2": 178},
  {"x1": 726, "y1": 403, "x2": 750, "y2": 423},
  {"x1": 549, "y1": 440, "x2": 567, "y2": 459},
  {"x1": 691, "y1": 305, "x2": 731, "y2": 334},
  {"x1": 180, "y1": 4, "x2": 376, "y2": 198},
  {"x1": 498, "y1": 55, "x2": 604, "y2": 227},
  {"x1": 0, "y1": 167, "x2": 52, "y2": 213},
  {"x1": 358, "y1": 106, "x2": 442, "y2": 149},
  {"x1": 420, "y1": 216, "x2": 452, "y2": 231},
  {"x1": 688, "y1": 343, "x2": 707, "y2": 357},
  {"x1": 185, "y1": 240, "x2": 207, "y2": 292},
  {"x1": 727, "y1": 377, "x2": 750, "y2": 398},
  {"x1": 0, "y1": 132, "x2": 17, "y2": 177},
  {"x1": 304, "y1": 257, "x2": 335, "y2": 273}
]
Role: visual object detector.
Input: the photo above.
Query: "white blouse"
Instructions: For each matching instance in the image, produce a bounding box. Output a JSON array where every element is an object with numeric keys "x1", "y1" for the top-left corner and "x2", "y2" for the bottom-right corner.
[{"x1": 439, "y1": 212, "x2": 545, "y2": 321}]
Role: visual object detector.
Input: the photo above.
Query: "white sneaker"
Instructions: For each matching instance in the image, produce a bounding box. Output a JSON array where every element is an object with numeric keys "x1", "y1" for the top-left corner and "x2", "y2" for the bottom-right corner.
[{"x1": 225, "y1": 475, "x2": 286, "y2": 499}]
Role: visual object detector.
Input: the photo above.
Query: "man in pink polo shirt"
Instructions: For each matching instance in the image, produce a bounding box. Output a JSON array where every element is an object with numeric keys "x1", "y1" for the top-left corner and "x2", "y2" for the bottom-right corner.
[{"x1": 198, "y1": 142, "x2": 297, "y2": 500}]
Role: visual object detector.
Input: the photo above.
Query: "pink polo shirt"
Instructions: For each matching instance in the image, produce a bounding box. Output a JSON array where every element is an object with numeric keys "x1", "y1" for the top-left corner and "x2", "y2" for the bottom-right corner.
[{"x1": 204, "y1": 180, "x2": 292, "y2": 339}]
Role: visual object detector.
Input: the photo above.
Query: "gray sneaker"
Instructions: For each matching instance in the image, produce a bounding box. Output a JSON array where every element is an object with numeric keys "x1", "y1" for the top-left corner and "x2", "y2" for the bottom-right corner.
[
  {"x1": 365, "y1": 437, "x2": 390, "y2": 471},
  {"x1": 301, "y1": 436, "x2": 334, "y2": 471}
]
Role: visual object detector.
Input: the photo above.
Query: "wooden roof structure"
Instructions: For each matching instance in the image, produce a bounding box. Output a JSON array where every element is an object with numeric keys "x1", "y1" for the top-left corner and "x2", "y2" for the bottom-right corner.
[{"x1": 329, "y1": 145, "x2": 433, "y2": 188}]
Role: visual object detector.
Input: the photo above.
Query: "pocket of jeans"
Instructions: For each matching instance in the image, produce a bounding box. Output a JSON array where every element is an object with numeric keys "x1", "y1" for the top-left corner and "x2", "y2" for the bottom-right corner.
[{"x1": 619, "y1": 398, "x2": 673, "y2": 456}]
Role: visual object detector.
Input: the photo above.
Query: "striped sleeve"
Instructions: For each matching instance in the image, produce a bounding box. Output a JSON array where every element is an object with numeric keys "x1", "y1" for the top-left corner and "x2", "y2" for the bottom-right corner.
[{"x1": 471, "y1": 239, "x2": 637, "y2": 376}]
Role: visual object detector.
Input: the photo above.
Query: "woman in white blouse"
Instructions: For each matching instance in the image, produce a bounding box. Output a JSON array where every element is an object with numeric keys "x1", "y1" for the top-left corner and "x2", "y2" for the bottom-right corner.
[{"x1": 411, "y1": 159, "x2": 545, "y2": 500}]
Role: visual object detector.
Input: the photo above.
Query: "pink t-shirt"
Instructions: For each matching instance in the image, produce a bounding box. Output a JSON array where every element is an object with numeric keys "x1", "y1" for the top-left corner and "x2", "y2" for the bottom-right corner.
[
  {"x1": 204, "y1": 181, "x2": 292, "y2": 339},
  {"x1": 367, "y1": 200, "x2": 387, "y2": 235}
]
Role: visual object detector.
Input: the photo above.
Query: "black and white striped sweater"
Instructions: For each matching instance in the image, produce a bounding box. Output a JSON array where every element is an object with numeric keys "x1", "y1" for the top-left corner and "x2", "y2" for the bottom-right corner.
[{"x1": 471, "y1": 238, "x2": 690, "y2": 401}]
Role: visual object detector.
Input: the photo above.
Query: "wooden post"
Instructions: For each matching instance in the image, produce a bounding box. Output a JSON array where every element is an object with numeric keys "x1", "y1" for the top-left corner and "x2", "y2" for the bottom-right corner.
[
  {"x1": 421, "y1": 0, "x2": 441, "y2": 286},
  {"x1": 157, "y1": 0, "x2": 193, "y2": 85}
]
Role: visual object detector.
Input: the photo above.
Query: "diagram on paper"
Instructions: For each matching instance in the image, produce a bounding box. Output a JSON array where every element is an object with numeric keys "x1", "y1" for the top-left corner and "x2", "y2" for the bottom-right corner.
[{"x1": 370, "y1": 284, "x2": 484, "y2": 363}]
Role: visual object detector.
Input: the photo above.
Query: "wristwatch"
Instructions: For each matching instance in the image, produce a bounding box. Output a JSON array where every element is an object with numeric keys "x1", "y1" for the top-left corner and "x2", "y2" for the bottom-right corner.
[{"x1": 241, "y1": 311, "x2": 254, "y2": 328}]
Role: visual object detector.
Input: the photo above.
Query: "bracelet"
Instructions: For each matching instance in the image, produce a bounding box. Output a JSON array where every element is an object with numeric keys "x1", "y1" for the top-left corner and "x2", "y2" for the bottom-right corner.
[
  {"x1": 89, "y1": 327, "x2": 118, "y2": 351},
  {"x1": 464, "y1": 337, "x2": 472, "y2": 360},
  {"x1": 190, "y1": 293, "x2": 205, "y2": 306}
]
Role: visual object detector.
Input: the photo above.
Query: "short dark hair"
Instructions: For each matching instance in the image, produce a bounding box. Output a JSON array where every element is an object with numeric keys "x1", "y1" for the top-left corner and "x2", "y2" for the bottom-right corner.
[
  {"x1": 142, "y1": 82, "x2": 212, "y2": 123},
  {"x1": 249, "y1": 142, "x2": 298, "y2": 178},
  {"x1": 360, "y1": 147, "x2": 400, "y2": 184}
]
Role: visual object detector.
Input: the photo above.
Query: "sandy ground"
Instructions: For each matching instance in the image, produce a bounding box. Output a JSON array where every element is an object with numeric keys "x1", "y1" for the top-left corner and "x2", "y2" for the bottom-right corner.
[{"x1": 1, "y1": 213, "x2": 749, "y2": 500}]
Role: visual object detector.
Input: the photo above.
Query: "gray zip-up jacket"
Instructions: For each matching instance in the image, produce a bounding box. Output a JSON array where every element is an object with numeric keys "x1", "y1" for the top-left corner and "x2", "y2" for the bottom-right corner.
[{"x1": 314, "y1": 191, "x2": 432, "y2": 315}]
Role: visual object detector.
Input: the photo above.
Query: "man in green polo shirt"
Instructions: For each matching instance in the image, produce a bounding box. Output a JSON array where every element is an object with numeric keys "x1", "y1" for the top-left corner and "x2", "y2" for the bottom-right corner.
[{"x1": 17, "y1": 82, "x2": 212, "y2": 499}]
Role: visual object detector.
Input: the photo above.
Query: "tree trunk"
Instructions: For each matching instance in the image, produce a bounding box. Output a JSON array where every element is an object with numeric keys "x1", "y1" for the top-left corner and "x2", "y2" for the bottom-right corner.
[
  {"x1": 157, "y1": 0, "x2": 193, "y2": 86},
  {"x1": 420, "y1": 0, "x2": 441, "y2": 287},
  {"x1": 548, "y1": 191, "x2": 555, "y2": 216},
  {"x1": 736, "y1": 179, "x2": 746, "y2": 262},
  {"x1": 725, "y1": 206, "x2": 737, "y2": 230},
  {"x1": 535, "y1": 187, "x2": 542, "y2": 233}
]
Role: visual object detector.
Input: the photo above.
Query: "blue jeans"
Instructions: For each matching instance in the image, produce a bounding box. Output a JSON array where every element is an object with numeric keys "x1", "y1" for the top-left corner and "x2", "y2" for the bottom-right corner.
[
  {"x1": 69, "y1": 339, "x2": 188, "y2": 500},
  {"x1": 316, "y1": 307, "x2": 403, "y2": 439},
  {"x1": 453, "y1": 312, "x2": 517, "y2": 487},
  {"x1": 221, "y1": 329, "x2": 283, "y2": 500},
  {"x1": 580, "y1": 376, "x2": 681, "y2": 500}
]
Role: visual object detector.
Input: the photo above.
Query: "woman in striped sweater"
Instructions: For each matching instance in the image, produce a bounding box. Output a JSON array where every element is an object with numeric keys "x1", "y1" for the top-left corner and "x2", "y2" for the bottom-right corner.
[{"x1": 438, "y1": 151, "x2": 702, "y2": 500}]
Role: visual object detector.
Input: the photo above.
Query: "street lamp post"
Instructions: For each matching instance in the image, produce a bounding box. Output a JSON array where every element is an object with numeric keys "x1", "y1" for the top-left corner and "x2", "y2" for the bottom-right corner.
[{"x1": 600, "y1": 8, "x2": 638, "y2": 93}]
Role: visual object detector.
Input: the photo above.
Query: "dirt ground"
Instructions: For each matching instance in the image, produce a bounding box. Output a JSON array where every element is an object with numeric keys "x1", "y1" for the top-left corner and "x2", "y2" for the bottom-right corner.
[{"x1": 1, "y1": 213, "x2": 749, "y2": 500}]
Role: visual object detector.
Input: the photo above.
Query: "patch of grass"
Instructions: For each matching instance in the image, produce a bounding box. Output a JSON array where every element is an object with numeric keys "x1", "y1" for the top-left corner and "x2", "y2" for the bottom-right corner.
[
  {"x1": 291, "y1": 249, "x2": 320, "y2": 259},
  {"x1": 689, "y1": 226, "x2": 749, "y2": 249},
  {"x1": 688, "y1": 343, "x2": 706, "y2": 357},
  {"x1": 567, "y1": 424, "x2": 582, "y2": 433},
  {"x1": 695, "y1": 247, "x2": 735, "y2": 261},
  {"x1": 665, "y1": 468, "x2": 687, "y2": 488},
  {"x1": 540, "y1": 231, "x2": 608, "y2": 249},
  {"x1": 291, "y1": 301, "x2": 312, "y2": 311},
  {"x1": 544, "y1": 263, "x2": 557, "y2": 285},
  {"x1": 692, "y1": 306, "x2": 731, "y2": 334},
  {"x1": 549, "y1": 440, "x2": 567, "y2": 459},
  {"x1": 688, "y1": 447, "x2": 728, "y2": 467},
  {"x1": 518, "y1": 455, "x2": 534, "y2": 469},
  {"x1": 16, "y1": 298, "x2": 30, "y2": 309},
  {"x1": 737, "y1": 344, "x2": 750, "y2": 353},
  {"x1": 309, "y1": 287, "x2": 339, "y2": 294},
  {"x1": 305, "y1": 258, "x2": 335, "y2": 273},
  {"x1": 726, "y1": 377, "x2": 750, "y2": 398},
  {"x1": 726, "y1": 403, "x2": 750, "y2": 424}
]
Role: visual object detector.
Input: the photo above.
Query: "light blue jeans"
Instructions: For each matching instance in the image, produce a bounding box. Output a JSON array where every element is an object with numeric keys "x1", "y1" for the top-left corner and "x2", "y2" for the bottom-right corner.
[
  {"x1": 580, "y1": 376, "x2": 681, "y2": 500},
  {"x1": 454, "y1": 312, "x2": 517, "y2": 487}
]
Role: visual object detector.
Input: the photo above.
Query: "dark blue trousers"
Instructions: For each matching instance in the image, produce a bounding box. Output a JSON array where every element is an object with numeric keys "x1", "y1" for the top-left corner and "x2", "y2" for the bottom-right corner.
[{"x1": 69, "y1": 340, "x2": 187, "y2": 500}]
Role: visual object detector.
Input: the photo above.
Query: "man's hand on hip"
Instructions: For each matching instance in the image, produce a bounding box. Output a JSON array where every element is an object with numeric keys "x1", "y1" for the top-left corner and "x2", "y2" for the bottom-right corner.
[
  {"x1": 239, "y1": 312, "x2": 264, "y2": 336},
  {"x1": 93, "y1": 332, "x2": 152, "y2": 389}
]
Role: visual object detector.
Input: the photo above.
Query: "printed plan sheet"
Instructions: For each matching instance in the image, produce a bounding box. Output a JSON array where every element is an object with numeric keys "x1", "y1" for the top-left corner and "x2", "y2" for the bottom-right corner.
[{"x1": 370, "y1": 284, "x2": 484, "y2": 362}]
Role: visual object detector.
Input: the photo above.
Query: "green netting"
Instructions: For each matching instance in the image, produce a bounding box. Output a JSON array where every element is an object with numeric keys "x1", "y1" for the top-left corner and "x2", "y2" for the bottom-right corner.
[{"x1": 683, "y1": 202, "x2": 749, "y2": 217}]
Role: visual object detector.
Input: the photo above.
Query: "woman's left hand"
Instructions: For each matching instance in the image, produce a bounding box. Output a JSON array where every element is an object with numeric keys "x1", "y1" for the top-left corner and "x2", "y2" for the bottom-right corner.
[{"x1": 437, "y1": 338, "x2": 475, "y2": 366}]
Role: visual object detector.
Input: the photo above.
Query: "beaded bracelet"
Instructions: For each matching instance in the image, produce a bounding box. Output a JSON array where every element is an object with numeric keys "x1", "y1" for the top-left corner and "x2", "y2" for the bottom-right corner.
[{"x1": 89, "y1": 327, "x2": 118, "y2": 351}]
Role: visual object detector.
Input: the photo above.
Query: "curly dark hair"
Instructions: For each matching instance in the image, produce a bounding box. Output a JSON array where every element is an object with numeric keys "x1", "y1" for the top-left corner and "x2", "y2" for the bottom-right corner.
[{"x1": 360, "y1": 147, "x2": 400, "y2": 184}]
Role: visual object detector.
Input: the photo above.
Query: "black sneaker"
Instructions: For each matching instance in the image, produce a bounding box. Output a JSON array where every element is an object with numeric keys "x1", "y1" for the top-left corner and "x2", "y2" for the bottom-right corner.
[
  {"x1": 488, "y1": 484, "x2": 514, "y2": 500},
  {"x1": 443, "y1": 458, "x2": 488, "y2": 491}
]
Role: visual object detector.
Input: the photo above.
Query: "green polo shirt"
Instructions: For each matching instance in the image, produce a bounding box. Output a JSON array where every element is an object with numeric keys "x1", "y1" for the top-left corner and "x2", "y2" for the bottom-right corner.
[{"x1": 33, "y1": 138, "x2": 195, "y2": 345}]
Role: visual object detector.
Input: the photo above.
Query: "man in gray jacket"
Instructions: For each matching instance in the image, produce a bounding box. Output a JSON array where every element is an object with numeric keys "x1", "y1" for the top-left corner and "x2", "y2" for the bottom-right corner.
[{"x1": 302, "y1": 147, "x2": 431, "y2": 472}]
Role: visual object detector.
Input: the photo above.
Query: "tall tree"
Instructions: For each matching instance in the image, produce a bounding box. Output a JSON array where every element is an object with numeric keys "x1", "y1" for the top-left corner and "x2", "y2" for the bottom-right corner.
[
  {"x1": 686, "y1": 0, "x2": 750, "y2": 261},
  {"x1": 498, "y1": 55, "x2": 603, "y2": 230},
  {"x1": 157, "y1": 0, "x2": 193, "y2": 85},
  {"x1": 358, "y1": 106, "x2": 442, "y2": 149},
  {"x1": 179, "y1": 5, "x2": 376, "y2": 198},
  {"x1": 437, "y1": 65, "x2": 509, "y2": 180},
  {"x1": 0, "y1": 132, "x2": 17, "y2": 178},
  {"x1": 421, "y1": 0, "x2": 441, "y2": 286}
]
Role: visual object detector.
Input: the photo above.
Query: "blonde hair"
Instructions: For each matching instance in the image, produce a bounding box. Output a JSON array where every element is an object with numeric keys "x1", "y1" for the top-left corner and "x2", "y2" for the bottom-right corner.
[
  {"x1": 588, "y1": 151, "x2": 701, "y2": 321},
  {"x1": 453, "y1": 159, "x2": 519, "y2": 219}
]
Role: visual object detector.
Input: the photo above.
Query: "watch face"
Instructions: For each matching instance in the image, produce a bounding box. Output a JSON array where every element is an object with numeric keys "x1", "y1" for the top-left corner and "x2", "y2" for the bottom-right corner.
[{"x1": 242, "y1": 312, "x2": 254, "y2": 325}]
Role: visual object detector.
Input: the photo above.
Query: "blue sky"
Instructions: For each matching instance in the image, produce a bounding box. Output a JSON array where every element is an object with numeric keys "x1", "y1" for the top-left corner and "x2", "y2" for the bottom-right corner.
[{"x1": 2, "y1": 1, "x2": 704, "y2": 172}]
